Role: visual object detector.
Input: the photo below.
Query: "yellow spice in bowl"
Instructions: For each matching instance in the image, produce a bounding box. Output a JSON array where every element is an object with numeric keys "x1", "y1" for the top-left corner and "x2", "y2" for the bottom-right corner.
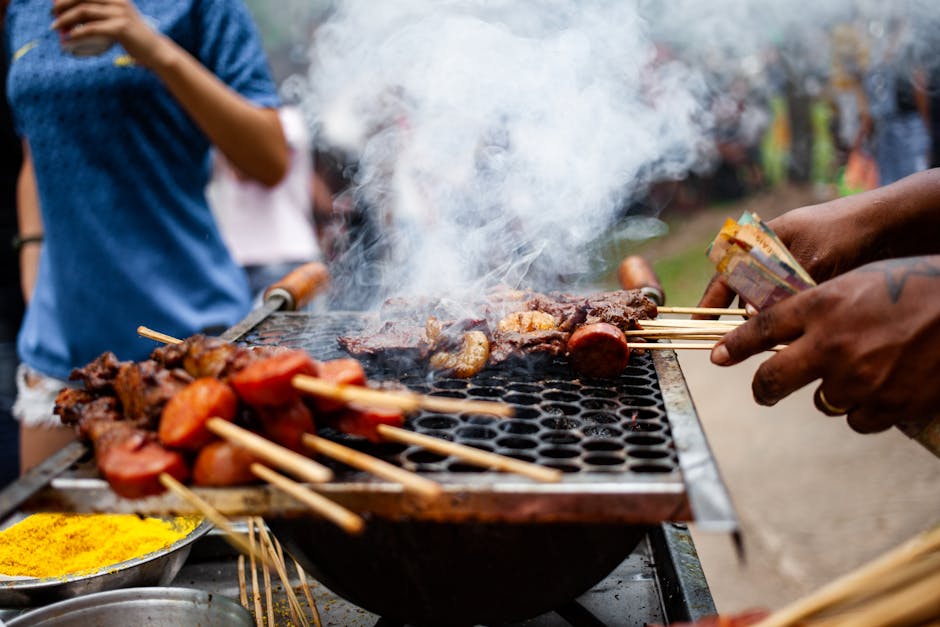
[{"x1": 0, "y1": 513, "x2": 201, "y2": 579}]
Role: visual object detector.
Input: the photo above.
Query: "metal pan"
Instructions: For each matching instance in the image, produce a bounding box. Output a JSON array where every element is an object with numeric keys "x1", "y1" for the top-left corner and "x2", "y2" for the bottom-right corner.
[
  {"x1": 0, "y1": 517, "x2": 211, "y2": 608},
  {"x1": 4, "y1": 587, "x2": 251, "y2": 627}
]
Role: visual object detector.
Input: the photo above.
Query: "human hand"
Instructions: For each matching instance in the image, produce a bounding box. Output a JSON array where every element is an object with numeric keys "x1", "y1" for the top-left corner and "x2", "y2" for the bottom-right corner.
[
  {"x1": 696, "y1": 193, "x2": 887, "y2": 316},
  {"x1": 50, "y1": 0, "x2": 165, "y2": 66},
  {"x1": 709, "y1": 255, "x2": 940, "y2": 435}
]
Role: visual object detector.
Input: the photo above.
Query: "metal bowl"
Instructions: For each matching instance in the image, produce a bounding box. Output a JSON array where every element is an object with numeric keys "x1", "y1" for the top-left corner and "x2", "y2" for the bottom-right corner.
[
  {"x1": 4, "y1": 587, "x2": 251, "y2": 627},
  {"x1": 0, "y1": 517, "x2": 211, "y2": 608}
]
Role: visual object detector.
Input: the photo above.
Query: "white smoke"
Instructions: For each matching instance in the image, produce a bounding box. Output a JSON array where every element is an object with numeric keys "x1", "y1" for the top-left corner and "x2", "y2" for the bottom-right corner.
[{"x1": 301, "y1": 0, "x2": 940, "y2": 306}]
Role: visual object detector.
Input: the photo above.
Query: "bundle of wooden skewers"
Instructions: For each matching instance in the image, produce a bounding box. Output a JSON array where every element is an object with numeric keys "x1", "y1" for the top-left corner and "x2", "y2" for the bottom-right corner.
[
  {"x1": 623, "y1": 306, "x2": 784, "y2": 353},
  {"x1": 751, "y1": 523, "x2": 940, "y2": 627},
  {"x1": 237, "y1": 517, "x2": 322, "y2": 627}
]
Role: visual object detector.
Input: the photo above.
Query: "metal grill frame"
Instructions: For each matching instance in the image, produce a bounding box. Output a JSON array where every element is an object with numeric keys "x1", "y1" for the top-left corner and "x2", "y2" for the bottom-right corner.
[{"x1": 26, "y1": 311, "x2": 736, "y2": 529}]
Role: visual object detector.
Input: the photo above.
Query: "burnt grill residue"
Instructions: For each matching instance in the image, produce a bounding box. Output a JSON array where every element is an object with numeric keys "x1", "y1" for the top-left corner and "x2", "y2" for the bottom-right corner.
[{"x1": 242, "y1": 312, "x2": 678, "y2": 476}]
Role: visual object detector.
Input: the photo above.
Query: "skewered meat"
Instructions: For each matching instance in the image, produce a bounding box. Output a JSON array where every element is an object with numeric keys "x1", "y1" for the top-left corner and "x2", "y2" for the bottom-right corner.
[
  {"x1": 256, "y1": 399, "x2": 315, "y2": 452},
  {"x1": 566, "y1": 323, "x2": 630, "y2": 379},
  {"x1": 69, "y1": 351, "x2": 123, "y2": 394},
  {"x1": 57, "y1": 337, "x2": 404, "y2": 496},
  {"x1": 230, "y1": 349, "x2": 319, "y2": 406},
  {"x1": 339, "y1": 289, "x2": 656, "y2": 378},
  {"x1": 193, "y1": 441, "x2": 260, "y2": 486},
  {"x1": 113, "y1": 360, "x2": 192, "y2": 429},
  {"x1": 158, "y1": 378, "x2": 239, "y2": 451}
]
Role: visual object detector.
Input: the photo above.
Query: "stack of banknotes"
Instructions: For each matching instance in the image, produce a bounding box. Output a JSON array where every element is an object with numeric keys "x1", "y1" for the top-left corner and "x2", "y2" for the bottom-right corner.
[{"x1": 706, "y1": 211, "x2": 816, "y2": 311}]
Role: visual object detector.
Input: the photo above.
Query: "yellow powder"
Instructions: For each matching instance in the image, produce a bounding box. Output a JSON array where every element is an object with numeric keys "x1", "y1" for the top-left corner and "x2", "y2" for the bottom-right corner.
[{"x1": 0, "y1": 513, "x2": 201, "y2": 579}]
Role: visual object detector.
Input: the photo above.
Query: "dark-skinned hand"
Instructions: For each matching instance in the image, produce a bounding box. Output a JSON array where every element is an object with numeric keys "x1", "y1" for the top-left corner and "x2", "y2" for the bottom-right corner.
[{"x1": 710, "y1": 255, "x2": 940, "y2": 434}]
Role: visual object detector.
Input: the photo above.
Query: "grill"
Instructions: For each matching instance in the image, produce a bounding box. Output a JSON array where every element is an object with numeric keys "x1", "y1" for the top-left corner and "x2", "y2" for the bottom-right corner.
[
  {"x1": 13, "y1": 306, "x2": 734, "y2": 626},
  {"x1": 25, "y1": 309, "x2": 735, "y2": 530}
]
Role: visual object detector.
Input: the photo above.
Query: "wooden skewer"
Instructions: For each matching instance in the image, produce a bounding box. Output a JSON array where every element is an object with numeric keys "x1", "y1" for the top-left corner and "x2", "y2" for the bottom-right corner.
[
  {"x1": 251, "y1": 463, "x2": 365, "y2": 535},
  {"x1": 255, "y1": 518, "x2": 310, "y2": 627},
  {"x1": 259, "y1": 523, "x2": 275, "y2": 627},
  {"x1": 376, "y1": 424, "x2": 563, "y2": 483},
  {"x1": 641, "y1": 318, "x2": 745, "y2": 328},
  {"x1": 628, "y1": 342, "x2": 785, "y2": 352},
  {"x1": 292, "y1": 374, "x2": 514, "y2": 418},
  {"x1": 753, "y1": 525, "x2": 940, "y2": 627},
  {"x1": 237, "y1": 554, "x2": 249, "y2": 611},
  {"x1": 247, "y1": 518, "x2": 264, "y2": 627},
  {"x1": 302, "y1": 433, "x2": 443, "y2": 499},
  {"x1": 624, "y1": 328, "x2": 728, "y2": 338},
  {"x1": 158, "y1": 473, "x2": 275, "y2": 569},
  {"x1": 821, "y1": 567, "x2": 940, "y2": 627},
  {"x1": 656, "y1": 306, "x2": 748, "y2": 316},
  {"x1": 293, "y1": 557, "x2": 322, "y2": 627},
  {"x1": 207, "y1": 418, "x2": 333, "y2": 483}
]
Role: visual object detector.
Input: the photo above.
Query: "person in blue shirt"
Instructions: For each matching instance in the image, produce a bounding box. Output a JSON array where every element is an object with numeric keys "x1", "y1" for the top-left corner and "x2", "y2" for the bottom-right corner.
[{"x1": 5, "y1": 0, "x2": 288, "y2": 471}]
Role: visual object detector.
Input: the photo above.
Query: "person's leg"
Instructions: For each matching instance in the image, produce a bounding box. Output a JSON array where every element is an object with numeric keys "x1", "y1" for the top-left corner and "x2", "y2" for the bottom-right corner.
[{"x1": 12, "y1": 364, "x2": 76, "y2": 473}]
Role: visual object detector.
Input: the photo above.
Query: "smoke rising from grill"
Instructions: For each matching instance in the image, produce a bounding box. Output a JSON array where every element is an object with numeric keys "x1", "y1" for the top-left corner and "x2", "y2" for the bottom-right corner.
[{"x1": 300, "y1": 0, "x2": 939, "y2": 308}]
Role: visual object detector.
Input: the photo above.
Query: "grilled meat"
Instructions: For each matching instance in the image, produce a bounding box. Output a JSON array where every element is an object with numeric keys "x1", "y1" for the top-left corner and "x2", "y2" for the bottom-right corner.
[{"x1": 340, "y1": 289, "x2": 656, "y2": 377}]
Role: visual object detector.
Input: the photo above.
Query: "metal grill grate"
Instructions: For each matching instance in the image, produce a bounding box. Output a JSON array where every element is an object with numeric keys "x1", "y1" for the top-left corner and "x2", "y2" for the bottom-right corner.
[{"x1": 241, "y1": 311, "x2": 678, "y2": 476}]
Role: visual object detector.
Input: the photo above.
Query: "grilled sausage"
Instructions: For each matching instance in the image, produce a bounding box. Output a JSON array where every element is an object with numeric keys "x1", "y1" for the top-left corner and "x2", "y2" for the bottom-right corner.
[
  {"x1": 256, "y1": 399, "x2": 315, "y2": 452},
  {"x1": 332, "y1": 404, "x2": 405, "y2": 443},
  {"x1": 98, "y1": 435, "x2": 190, "y2": 499},
  {"x1": 566, "y1": 322, "x2": 630, "y2": 378},
  {"x1": 230, "y1": 350, "x2": 318, "y2": 407},
  {"x1": 313, "y1": 358, "x2": 368, "y2": 412},
  {"x1": 159, "y1": 378, "x2": 238, "y2": 450},
  {"x1": 193, "y1": 441, "x2": 259, "y2": 486}
]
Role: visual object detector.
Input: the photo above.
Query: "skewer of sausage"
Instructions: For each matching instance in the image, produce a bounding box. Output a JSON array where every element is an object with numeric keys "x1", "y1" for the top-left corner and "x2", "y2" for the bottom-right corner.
[
  {"x1": 139, "y1": 327, "x2": 559, "y2": 484},
  {"x1": 141, "y1": 328, "x2": 446, "y2": 497}
]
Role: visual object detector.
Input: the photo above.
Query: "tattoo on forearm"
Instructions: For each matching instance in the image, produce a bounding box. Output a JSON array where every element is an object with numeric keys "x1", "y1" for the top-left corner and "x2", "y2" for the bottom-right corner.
[{"x1": 860, "y1": 257, "x2": 940, "y2": 303}]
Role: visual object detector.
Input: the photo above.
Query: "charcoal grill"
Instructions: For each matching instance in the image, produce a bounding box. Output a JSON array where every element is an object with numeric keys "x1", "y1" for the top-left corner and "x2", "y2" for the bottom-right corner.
[
  {"x1": 17, "y1": 307, "x2": 736, "y2": 626},
  {"x1": 24, "y1": 310, "x2": 736, "y2": 529}
]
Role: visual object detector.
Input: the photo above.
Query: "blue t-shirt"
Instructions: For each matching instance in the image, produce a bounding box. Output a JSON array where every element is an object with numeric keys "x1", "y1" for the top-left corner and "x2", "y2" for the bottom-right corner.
[{"x1": 6, "y1": 0, "x2": 280, "y2": 379}]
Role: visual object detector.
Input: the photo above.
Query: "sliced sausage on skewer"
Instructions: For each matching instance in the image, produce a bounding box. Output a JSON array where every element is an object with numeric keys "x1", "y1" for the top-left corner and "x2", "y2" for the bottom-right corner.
[
  {"x1": 192, "y1": 440, "x2": 261, "y2": 487},
  {"x1": 230, "y1": 350, "x2": 319, "y2": 406},
  {"x1": 566, "y1": 322, "x2": 631, "y2": 379},
  {"x1": 256, "y1": 399, "x2": 316, "y2": 453},
  {"x1": 159, "y1": 377, "x2": 238, "y2": 451}
]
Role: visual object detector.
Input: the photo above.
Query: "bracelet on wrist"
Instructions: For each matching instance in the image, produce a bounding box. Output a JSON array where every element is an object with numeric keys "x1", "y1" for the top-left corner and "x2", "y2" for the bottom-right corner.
[{"x1": 12, "y1": 233, "x2": 43, "y2": 252}]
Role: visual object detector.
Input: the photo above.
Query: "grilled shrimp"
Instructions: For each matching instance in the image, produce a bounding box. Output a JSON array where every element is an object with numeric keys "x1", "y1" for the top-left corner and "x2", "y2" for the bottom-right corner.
[
  {"x1": 429, "y1": 331, "x2": 490, "y2": 378},
  {"x1": 497, "y1": 310, "x2": 558, "y2": 334}
]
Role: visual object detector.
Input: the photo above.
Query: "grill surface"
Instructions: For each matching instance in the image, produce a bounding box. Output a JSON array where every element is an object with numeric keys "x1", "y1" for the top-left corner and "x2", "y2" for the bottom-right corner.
[{"x1": 244, "y1": 311, "x2": 678, "y2": 477}]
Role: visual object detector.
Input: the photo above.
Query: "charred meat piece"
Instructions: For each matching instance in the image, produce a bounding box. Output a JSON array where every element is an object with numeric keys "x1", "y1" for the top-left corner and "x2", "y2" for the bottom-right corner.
[
  {"x1": 69, "y1": 351, "x2": 125, "y2": 393},
  {"x1": 151, "y1": 334, "x2": 246, "y2": 379},
  {"x1": 339, "y1": 320, "x2": 436, "y2": 362},
  {"x1": 525, "y1": 289, "x2": 656, "y2": 333},
  {"x1": 489, "y1": 329, "x2": 570, "y2": 365},
  {"x1": 113, "y1": 360, "x2": 192, "y2": 429}
]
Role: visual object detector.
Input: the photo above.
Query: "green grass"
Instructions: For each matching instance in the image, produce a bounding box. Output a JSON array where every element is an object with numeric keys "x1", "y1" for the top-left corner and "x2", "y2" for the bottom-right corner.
[{"x1": 650, "y1": 240, "x2": 716, "y2": 307}]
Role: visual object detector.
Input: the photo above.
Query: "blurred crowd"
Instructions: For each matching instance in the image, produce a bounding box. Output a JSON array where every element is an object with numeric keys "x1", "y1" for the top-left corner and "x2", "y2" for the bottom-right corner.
[{"x1": 663, "y1": 14, "x2": 939, "y2": 210}]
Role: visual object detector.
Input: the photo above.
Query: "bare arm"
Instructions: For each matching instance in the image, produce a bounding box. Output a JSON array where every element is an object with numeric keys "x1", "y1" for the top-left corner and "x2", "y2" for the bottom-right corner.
[
  {"x1": 16, "y1": 141, "x2": 41, "y2": 303},
  {"x1": 52, "y1": 0, "x2": 289, "y2": 186}
]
